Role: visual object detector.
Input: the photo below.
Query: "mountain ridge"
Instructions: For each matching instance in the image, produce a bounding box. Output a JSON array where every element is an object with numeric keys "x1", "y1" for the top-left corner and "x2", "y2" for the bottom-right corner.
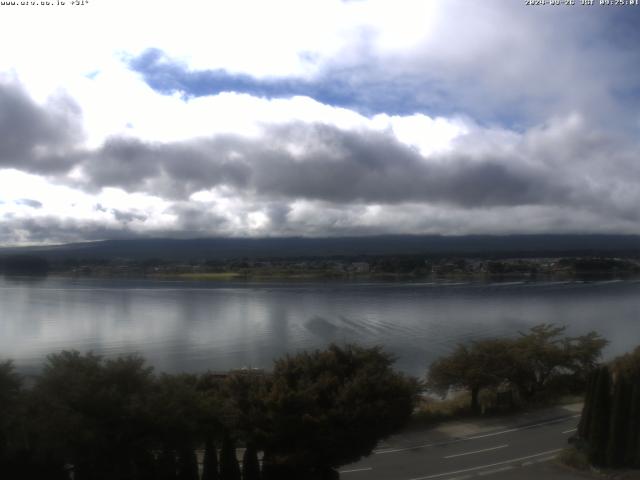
[{"x1": 1, "y1": 234, "x2": 640, "y2": 261}]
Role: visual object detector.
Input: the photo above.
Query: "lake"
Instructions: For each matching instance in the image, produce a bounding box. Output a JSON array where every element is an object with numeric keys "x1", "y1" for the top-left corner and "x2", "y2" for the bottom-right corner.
[{"x1": 1, "y1": 276, "x2": 639, "y2": 377}]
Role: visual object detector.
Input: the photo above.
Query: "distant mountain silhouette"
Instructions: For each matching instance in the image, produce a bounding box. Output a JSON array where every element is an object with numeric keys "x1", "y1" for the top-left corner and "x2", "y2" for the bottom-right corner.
[{"x1": 1, "y1": 235, "x2": 640, "y2": 261}]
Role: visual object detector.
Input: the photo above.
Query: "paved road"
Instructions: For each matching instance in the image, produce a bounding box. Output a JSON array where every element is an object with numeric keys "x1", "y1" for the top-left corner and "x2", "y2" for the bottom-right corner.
[{"x1": 340, "y1": 406, "x2": 584, "y2": 480}]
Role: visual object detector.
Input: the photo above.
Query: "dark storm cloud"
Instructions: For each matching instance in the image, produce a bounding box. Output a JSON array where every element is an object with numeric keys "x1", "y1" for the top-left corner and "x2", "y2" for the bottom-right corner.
[
  {"x1": 167, "y1": 202, "x2": 229, "y2": 232},
  {"x1": 0, "y1": 80, "x2": 83, "y2": 174},
  {"x1": 76, "y1": 122, "x2": 567, "y2": 208},
  {"x1": 266, "y1": 203, "x2": 291, "y2": 229},
  {"x1": 2, "y1": 68, "x2": 639, "y2": 238},
  {"x1": 111, "y1": 209, "x2": 147, "y2": 223},
  {"x1": 81, "y1": 136, "x2": 251, "y2": 197}
]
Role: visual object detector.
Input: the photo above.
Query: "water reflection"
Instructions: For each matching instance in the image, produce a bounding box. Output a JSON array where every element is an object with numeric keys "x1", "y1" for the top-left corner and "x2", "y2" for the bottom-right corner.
[{"x1": 0, "y1": 277, "x2": 638, "y2": 376}]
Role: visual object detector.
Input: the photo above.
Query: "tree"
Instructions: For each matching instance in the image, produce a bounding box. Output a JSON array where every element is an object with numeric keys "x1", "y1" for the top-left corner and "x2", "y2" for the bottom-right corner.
[
  {"x1": 261, "y1": 344, "x2": 419, "y2": 477},
  {"x1": 587, "y1": 366, "x2": 611, "y2": 466},
  {"x1": 0, "y1": 360, "x2": 27, "y2": 477},
  {"x1": 201, "y1": 438, "x2": 219, "y2": 480},
  {"x1": 177, "y1": 447, "x2": 199, "y2": 480},
  {"x1": 31, "y1": 351, "x2": 155, "y2": 480},
  {"x1": 508, "y1": 324, "x2": 575, "y2": 399},
  {"x1": 612, "y1": 345, "x2": 640, "y2": 379},
  {"x1": 577, "y1": 345, "x2": 640, "y2": 469},
  {"x1": 566, "y1": 331, "x2": 609, "y2": 380},
  {"x1": 606, "y1": 376, "x2": 631, "y2": 467},
  {"x1": 157, "y1": 448, "x2": 178, "y2": 480},
  {"x1": 0, "y1": 360, "x2": 21, "y2": 442},
  {"x1": 625, "y1": 382, "x2": 640, "y2": 467},
  {"x1": 2, "y1": 255, "x2": 49, "y2": 275},
  {"x1": 427, "y1": 339, "x2": 512, "y2": 412},
  {"x1": 220, "y1": 433, "x2": 241, "y2": 480},
  {"x1": 427, "y1": 324, "x2": 607, "y2": 408},
  {"x1": 220, "y1": 371, "x2": 270, "y2": 449},
  {"x1": 148, "y1": 374, "x2": 204, "y2": 459},
  {"x1": 577, "y1": 370, "x2": 598, "y2": 439},
  {"x1": 242, "y1": 444, "x2": 261, "y2": 480},
  {"x1": 196, "y1": 372, "x2": 226, "y2": 480}
]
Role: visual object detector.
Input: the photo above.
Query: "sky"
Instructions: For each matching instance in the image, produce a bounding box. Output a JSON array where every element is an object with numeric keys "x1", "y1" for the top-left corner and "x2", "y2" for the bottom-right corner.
[{"x1": 1, "y1": 0, "x2": 640, "y2": 245}]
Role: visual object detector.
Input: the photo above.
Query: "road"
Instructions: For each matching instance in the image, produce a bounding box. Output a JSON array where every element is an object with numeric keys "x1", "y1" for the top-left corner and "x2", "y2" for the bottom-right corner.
[{"x1": 340, "y1": 405, "x2": 585, "y2": 480}]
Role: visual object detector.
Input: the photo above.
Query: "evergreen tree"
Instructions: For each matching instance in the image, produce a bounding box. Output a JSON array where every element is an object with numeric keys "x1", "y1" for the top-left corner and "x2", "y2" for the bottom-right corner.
[
  {"x1": 157, "y1": 448, "x2": 178, "y2": 480},
  {"x1": 0, "y1": 361, "x2": 24, "y2": 478},
  {"x1": 259, "y1": 452, "x2": 277, "y2": 480},
  {"x1": 202, "y1": 438, "x2": 219, "y2": 480},
  {"x1": 626, "y1": 382, "x2": 640, "y2": 467},
  {"x1": 606, "y1": 376, "x2": 631, "y2": 467},
  {"x1": 242, "y1": 444, "x2": 261, "y2": 480},
  {"x1": 177, "y1": 447, "x2": 199, "y2": 480},
  {"x1": 220, "y1": 434, "x2": 241, "y2": 480},
  {"x1": 22, "y1": 452, "x2": 70, "y2": 480},
  {"x1": 587, "y1": 366, "x2": 611, "y2": 466},
  {"x1": 260, "y1": 456, "x2": 296, "y2": 480},
  {"x1": 577, "y1": 370, "x2": 597, "y2": 439},
  {"x1": 133, "y1": 449, "x2": 157, "y2": 480},
  {"x1": 319, "y1": 468, "x2": 339, "y2": 480}
]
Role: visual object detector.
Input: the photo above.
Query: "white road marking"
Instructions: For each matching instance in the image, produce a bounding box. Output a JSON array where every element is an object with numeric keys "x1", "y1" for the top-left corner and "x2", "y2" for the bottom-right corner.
[
  {"x1": 339, "y1": 467, "x2": 373, "y2": 474},
  {"x1": 444, "y1": 444, "x2": 508, "y2": 459},
  {"x1": 407, "y1": 448, "x2": 563, "y2": 480},
  {"x1": 478, "y1": 465, "x2": 514, "y2": 476},
  {"x1": 464, "y1": 415, "x2": 580, "y2": 441},
  {"x1": 531, "y1": 455, "x2": 557, "y2": 464},
  {"x1": 562, "y1": 427, "x2": 577, "y2": 434},
  {"x1": 375, "y1": 415, "x2": 579, "y2": 455}
]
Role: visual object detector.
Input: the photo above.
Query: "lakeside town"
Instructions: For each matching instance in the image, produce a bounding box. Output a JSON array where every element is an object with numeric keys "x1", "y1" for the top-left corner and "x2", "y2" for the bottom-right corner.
[{"x1": 46, "y1": 255, "x2": 640, "y2": 280}]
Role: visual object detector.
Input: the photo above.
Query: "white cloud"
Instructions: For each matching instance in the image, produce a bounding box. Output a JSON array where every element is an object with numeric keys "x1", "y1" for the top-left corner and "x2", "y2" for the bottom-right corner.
[
  {"x1": 0, "y1": 1, "x2": 639, "y2": 244},
  {"x1": 372, "y1": 113, "x2": 469, "y2": 157}
]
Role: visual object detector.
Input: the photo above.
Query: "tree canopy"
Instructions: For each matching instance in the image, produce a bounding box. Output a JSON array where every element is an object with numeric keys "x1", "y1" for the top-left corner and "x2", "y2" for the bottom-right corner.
[
  {"x1": 427, "y1": 324, "x2": 607, "y2": 410},
  {"x1": 427, "y1": 338, "x2": 512, "y2": 412},
  {"x1": 577, "y1": 345, "x2": 640, "y2": 468},
  {"x1": 261, "y1": 344, "x2": 419, "y2": 477},
  {"x1": 0, "y1": 344, "x2": 419, "y2": 479}
]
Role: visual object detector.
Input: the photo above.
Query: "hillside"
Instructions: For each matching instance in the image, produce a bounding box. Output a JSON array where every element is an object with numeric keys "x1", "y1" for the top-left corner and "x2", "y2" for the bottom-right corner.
[{"x1": 1, "y1": 235, "x2": 640, "y2": 262}]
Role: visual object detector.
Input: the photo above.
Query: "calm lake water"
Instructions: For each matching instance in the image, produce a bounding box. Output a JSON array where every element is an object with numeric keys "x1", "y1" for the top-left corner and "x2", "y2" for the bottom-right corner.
[{"x1": 1, "y1": 276, "x2": 639, "y2": 377}]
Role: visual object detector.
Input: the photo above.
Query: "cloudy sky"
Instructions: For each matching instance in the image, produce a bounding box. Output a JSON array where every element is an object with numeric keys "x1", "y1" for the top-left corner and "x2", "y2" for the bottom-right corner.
[{"x1": 1, "y1": 0, "x2": 640, "y2": 245}]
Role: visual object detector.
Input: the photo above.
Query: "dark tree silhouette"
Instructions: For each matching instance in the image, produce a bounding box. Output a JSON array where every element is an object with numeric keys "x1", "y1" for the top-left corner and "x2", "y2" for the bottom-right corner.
[
  {"x1": 177, "y1": 446, "x2": 199, "y2": 480},
  {"x1": 587, "y1": 366, "x2": 611, "y2": 466},
  {"x1": 0, "y1": 345, "x2": 420, "y2": 479},
  {"x1": 578, "y1": 346, "x2": 640, "y2": 468},
  {"x1": 427, "y1": 339, "x2": 511, "y2": 412},
  {"x1": 202, "y1": 438, "x2": 219, "y2": 480},
  {"x1": 577, "y1": 369, "x2": 597, "y2": 439},
  {"x1": 157, "y1": 448, "x2": 178, "y2": 480},
  {"x1": 242, "y1": 444, "x2": 261, "y2": 480},
  {"x1": 427, "y1": 324, "x2": 607, "y2": 408},
  {"x1": 220, "y1": 434, "x2": 241, "y2": 480},
  {"x1": 31, "y1": 351, "x2": 155, "y2": 480},
  {"x1": 606, "y1": 376, "x2": 631, "y2": 467},
  {"x1": 261, "y1": 344, "x2": 418, "y2": 476},
  {"x1": 626, "y1": 382, "x2": 640, "y2": 467},
  {"x1": 2, "y1": 255, "x2": 49, "y2": 276}
]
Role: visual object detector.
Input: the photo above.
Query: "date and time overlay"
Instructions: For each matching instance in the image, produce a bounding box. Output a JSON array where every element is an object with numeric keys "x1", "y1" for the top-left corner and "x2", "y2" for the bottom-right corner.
[
  {"x1": 0, "y1": 0, "x2": 639, "y2": 8},
  {"x1": 526, "y1": 0, "x2": 638, "y2": 6}
]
